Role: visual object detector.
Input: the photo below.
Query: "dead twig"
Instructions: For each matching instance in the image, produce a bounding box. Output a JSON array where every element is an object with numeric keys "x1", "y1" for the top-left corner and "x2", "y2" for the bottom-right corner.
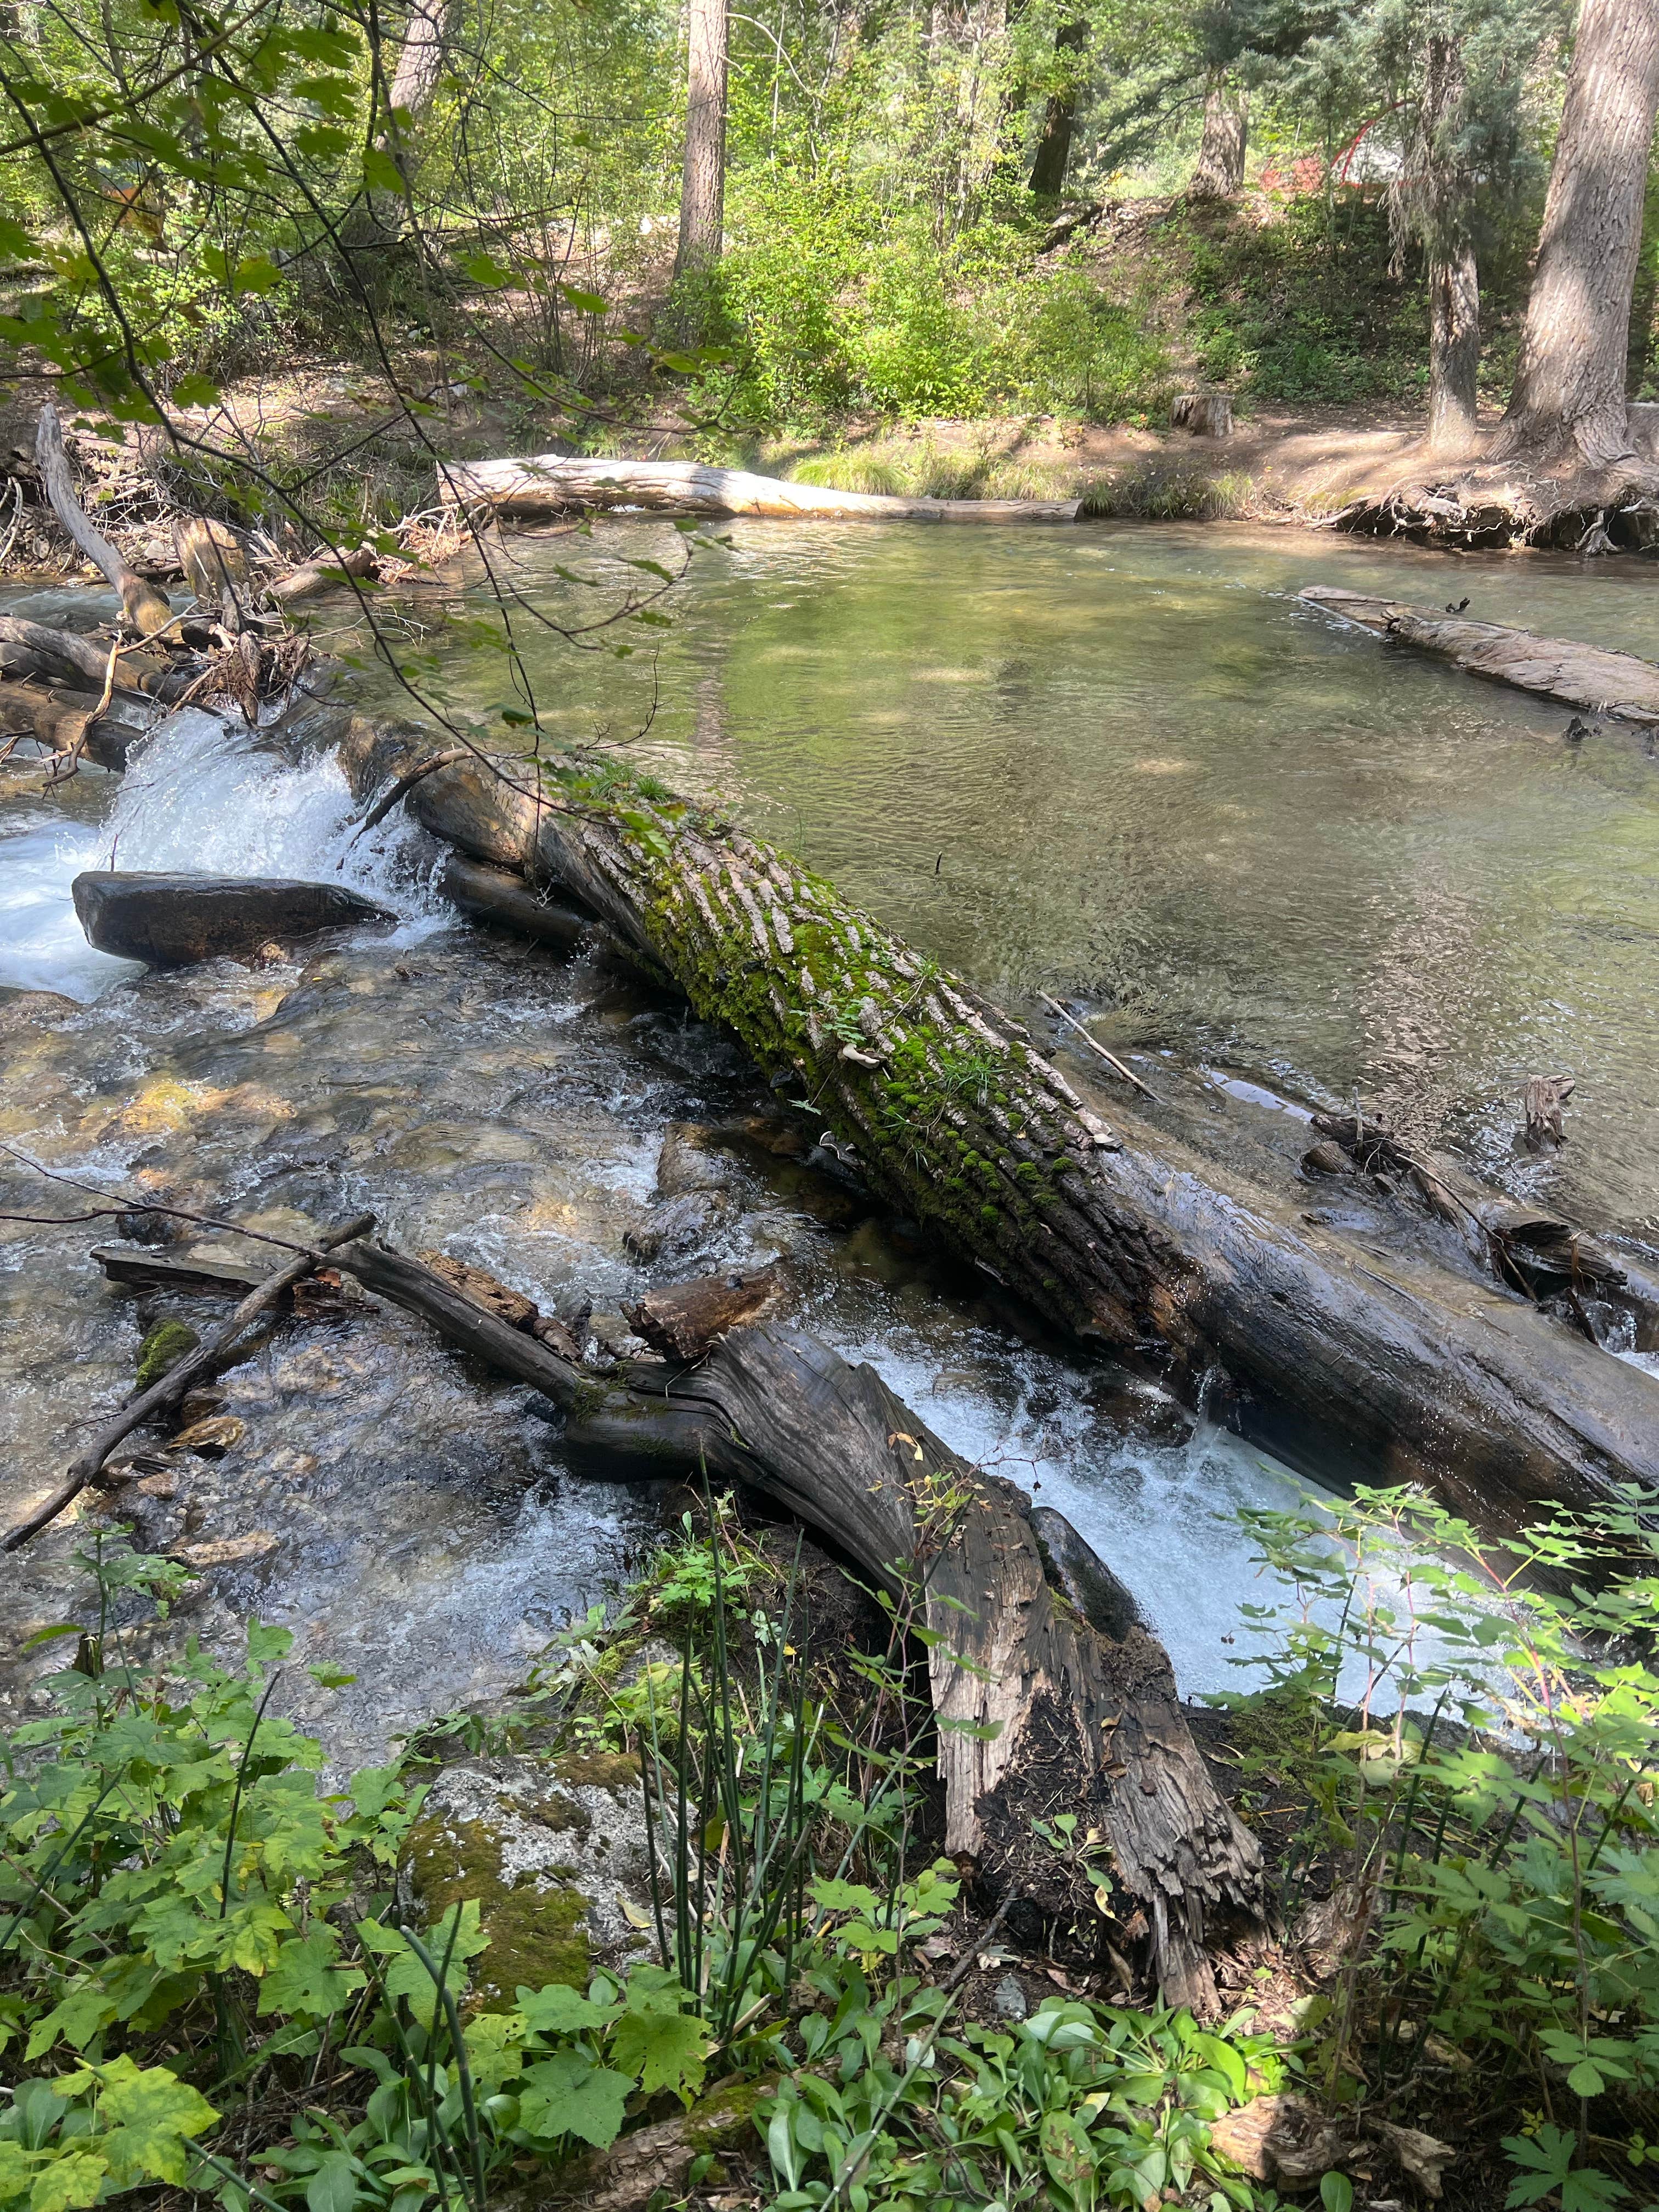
[
  {"x1": 1038, "y1": 991, "x2": 1160, "y2": 1102},
  {"x1": 1, "y1": 1210, "x2": 375, "y2": 1551}
]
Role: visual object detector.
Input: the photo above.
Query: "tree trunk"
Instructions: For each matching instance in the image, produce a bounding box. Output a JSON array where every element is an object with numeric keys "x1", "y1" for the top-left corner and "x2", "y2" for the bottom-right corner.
[
  {"x1": 1491, "y1": 0, "x2": 1659, "y2": 467},
  {"x1": 1189, "y1": 72, "x2": 1248, "y2": 199},
  {"x1": 358, "y1": 0, "x2": 453, "y2": 244},
  {"x1": 329, "y1": 1238, "x2": 1267, "y2": 2011},
  {"x1": 320, "y1": 709, "x2": 1659, "y2": 1543},
  {"x1": 1426, "y1": 236, "x2": 1481, "y2": 450},
  {"x1": 674, "y1": 0, "x2": 728, "y2": 278},
  {"x1": 1028, "y1": 20, "x2": 1087, "y2": 198}
]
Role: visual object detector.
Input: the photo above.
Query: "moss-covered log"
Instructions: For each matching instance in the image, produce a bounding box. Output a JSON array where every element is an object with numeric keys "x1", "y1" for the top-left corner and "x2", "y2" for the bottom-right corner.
[{"x1": 325, "y1": 705, "x2": 1659, "y2": 1538}]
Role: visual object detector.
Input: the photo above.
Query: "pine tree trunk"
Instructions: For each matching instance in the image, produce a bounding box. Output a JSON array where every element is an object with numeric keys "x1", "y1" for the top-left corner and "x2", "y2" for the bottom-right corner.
[
  {"x1": 1189, "y1": 73, "x2": 1248, "y2": 199},
  {"x1": 674, "y1": 0, "x2": 729, "y2": 278},
  {"x1": 1426, "y1": 238, "x2": 1481, "y2": 450},
  {"x1": 1029, "y1": 20, "x2": 1087, "y2": 198},
  {"x1": 1492, "y1": 0, "x2": 1659, "y2": 466}
]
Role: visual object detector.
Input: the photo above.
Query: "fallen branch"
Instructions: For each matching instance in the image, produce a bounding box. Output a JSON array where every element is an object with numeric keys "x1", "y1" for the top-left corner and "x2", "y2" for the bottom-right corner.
[
  {"x1": 439, "y1": 454, "x2": 1083, "y2": 525},
  {"x1": 35, "y1": 402, "x2": 173, "y2": 635},
  {"x1": 318, "y1": 708, "x2": 1659, "y2": 1540},
  {"x1": 268, "y1": 544, "x2": 378, "y2": 607},
  {"x1": 1039, "y1": 991, "x2": 1159, "y2": 1101},
  {"x1": 2, "y1": 1210, "x2": 375, "y2": 1551}
]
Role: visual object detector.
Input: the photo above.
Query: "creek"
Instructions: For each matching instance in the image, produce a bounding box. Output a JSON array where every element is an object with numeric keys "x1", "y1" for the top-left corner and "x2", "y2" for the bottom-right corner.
[{"x1": 3, "y1": 521, "x2": 1656, "y2": 1763}]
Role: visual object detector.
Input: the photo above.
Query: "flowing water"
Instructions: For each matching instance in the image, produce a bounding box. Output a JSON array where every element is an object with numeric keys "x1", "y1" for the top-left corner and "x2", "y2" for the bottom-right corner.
[{"x1": 4, "y1": 521, "x2": 1657, "y2": 1759}]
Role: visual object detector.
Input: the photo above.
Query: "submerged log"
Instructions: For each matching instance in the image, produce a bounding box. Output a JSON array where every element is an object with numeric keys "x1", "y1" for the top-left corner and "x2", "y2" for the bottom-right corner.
[
  {"x1": 1309, "y1": 1111, "x2": 1643, "y2": 1324},
  {"x1": 325, "y1": 710, "x2": 1659, "y2": 1540},
  {"x1": 329, "y1": 1237, "x2": 1265, "y2": 2010},
  {"x1": 1301, "y1": 586, "x2": 1659, "y2": 727},
  {"x1": 72, "y1": 871, "x2": 396, "y2": 966},
  {"x1": 441, "y1": 853, "x2": 589, "y2": 948},
  {"x1": 439, "y1": 454, "x2": 1082, "y2": 525}
]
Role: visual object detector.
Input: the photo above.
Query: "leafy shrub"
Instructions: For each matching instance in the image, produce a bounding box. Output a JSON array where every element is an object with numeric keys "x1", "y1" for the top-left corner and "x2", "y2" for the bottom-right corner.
[{"x1": 1220, "y1": 1485, "x2": 1659, "y2": 2212}]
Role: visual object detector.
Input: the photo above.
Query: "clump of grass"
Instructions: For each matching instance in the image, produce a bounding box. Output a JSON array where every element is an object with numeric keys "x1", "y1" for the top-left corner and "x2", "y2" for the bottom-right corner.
[
  {"x1": 1079, "y1": 464, "x2": 1257, "y2": 521},
  {"x1": 786, "y1": 450, "x2": 905, "y2": 495}
]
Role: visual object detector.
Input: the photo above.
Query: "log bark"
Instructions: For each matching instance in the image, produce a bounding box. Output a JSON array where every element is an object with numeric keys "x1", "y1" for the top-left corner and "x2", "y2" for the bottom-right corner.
[
  {"x1": 268, "y1": 545, "x2": 378, "y2": 607},
  {"x1": 3, "y1": 1212, "x2": 375, "y2": 1551},
  {"x1": 1299, "y1": 586, "x2": 1659, "y2": 726},
  {"x1": 325, "y1": 708, "x2": 1659, "y2": 1542},
  {"x1": 439, "y1": 455, "x2": 1082, "y2": 524},
  {"x1": 0, "y1": 616, "x2": 170, "y2": 696},
  {"x1": 0, "y1": 679, "x2": 151, "y2": 770},
  {"x1": 35, "y1": 404, "x2": 173, "y2": 635},
  {"x1": 328, "y1": 1237, "x2": 1266, "y2": 2011},
  {"x1": 1491, "y1": 0, "x2": 1659, "y2": 467}
]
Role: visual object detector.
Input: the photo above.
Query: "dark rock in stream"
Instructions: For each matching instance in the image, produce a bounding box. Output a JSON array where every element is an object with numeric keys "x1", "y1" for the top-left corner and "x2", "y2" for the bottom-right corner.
[{"x1": 71, "y1": 871, "x2": 395, "y2": 966}]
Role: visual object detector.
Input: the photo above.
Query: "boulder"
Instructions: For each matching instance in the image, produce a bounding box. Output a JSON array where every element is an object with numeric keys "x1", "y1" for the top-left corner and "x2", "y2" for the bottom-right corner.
[
  {"x1": 71, "y1": 871, "x2": 394, "y2": 966},
  {"x1": 399, "y1": 1752, "x2": 659, "y2": 2008}
]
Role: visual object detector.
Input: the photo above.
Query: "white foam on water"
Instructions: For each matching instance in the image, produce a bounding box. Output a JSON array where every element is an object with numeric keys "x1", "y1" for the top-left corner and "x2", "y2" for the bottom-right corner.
[{"x1": 0, "y1": 707, "x2": 442, "y2": 1001}]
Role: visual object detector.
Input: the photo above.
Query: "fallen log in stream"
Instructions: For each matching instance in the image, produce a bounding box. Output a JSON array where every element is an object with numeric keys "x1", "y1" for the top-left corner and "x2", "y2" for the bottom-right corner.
[
  {"x1": 1301, "y1": 586, "x2": 1659, "y2": 727},
  {"x1": 324, "y1": 1236, "x2": 1266, "y2": 2010},
  {"x1": 313, "y1": 703, "x2": 1659, "y2": 1539}
]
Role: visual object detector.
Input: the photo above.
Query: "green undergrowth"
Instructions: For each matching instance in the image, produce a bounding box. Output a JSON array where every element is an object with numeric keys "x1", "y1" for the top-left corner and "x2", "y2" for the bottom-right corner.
[{"x1": 10, "y1": 1480, "x2": 1659, "y2": 2212}]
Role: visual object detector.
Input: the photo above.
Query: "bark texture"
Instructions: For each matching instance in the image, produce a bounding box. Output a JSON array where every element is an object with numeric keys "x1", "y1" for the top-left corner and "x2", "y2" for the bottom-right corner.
[
  {"x1": 1028, "y1": 19, "x2": 1088, "y2": 197},
  {"x1": 1427, "y1": 238, "x2": 1481, "y2": 451},
  {"x1": 1189, "y1": 73, "x2": 1248, "y2": 198},
  {"x1": 441, "y1": 454, "x2": 1081, "y2": 523},
  {"x1": 325, "y1": 706, "x2": 1659, "y2": 1540},
  {"x1": 329, "y1": 1238, "x2": 1266, "y2": 2010},
  {"x1": 35, "y1": 405, "x2": 173, "y2": 635},
  {"x1": 674, "y1": 0, "x2": 728, "y2": 275},
  {"x1": 1492, "y1": 0, "x2": 1659, "y2": 466}
]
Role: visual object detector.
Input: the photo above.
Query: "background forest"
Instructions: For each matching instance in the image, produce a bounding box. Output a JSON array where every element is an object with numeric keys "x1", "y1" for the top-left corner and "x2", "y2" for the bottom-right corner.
[{"x1": 3, "y1": 0, "x2": 1658, "y2": 555}]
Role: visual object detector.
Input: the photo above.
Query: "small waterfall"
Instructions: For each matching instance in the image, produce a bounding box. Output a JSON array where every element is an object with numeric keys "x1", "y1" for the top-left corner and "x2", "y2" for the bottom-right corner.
[{"x1": 0, "y1": 707, "x2": 442, "y2": 1002}]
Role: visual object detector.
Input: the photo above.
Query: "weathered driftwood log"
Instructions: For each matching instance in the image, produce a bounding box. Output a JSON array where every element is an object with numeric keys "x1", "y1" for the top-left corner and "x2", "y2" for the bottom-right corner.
[
  {"x1": 329, "y1": 1237, "x2": 1265, "y2": 2010},
  {"x1": 36, "y1": 403, "x2": 173, "y2": 636},
  {"x1": 623, "y1": 1264, "x2": 782, "y2": 1360},
  {"x1": 3, "y1": 1212, "x2": 375, "y2": 1551},
  {"x1": 91, "y1": 1245, "x2": 267, "y2": 1295},
  {"x1": 0, "y1": 679, "x2": 151, "y2": 771},
  {"x1": 1301, "y1": 586, "x2": 1659, "y2": 727},
  {"x1": 322, "y1": 709, "x2": 1659, "y2": 1539},
  {"x1": 438, "y1": 454, "x2": 1082, "y2": 525},
  {"x1": 440, "y1": 853, "x2": 590, "y2": 948},
  {"x1": 268, "y1": 544, "x2": 378, "y2": 607},
  {"x1": 72, "y1": 871, "x2": 395, "y2": 965},
  {"x1": 0, "y1": 614, "x2": 170, "y2": 696}
]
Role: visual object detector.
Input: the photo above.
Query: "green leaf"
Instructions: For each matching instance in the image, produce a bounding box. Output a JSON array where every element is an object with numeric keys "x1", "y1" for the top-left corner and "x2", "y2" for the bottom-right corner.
[
  {"x1": 1321, "y1": 2174, "x2": 1354, "y2": 2212},
  {"x1": 517, "y1": 1984, "x2": 618, "y2": 2037},
  {"x1": 460, "y1": 251, "x2": 510, "y2": 288},
  {"x1": 170, "y1": 373, "x2": 221, "y2": 409},
  {"x1": 259, "y1": 1931, "x2": 365, "y2": 2019},
  {"x1": 610, "y1": 2005, "x2": 704, "y2": 2100},
  {"x1": 557, "y1": 285, "x2": 607, "y2": 314},
  {"x1": 25, "y1": 1988, "x2": 116, "y2": 2062},
  {"x1": 307, "y1": 1664, "x2": 357, "y2": 1690},
  {"x1": 306, "y1": 2152, "x2": 359, "y2": 2212},
  {"x1": 82, "y1": 2058, "x2": 218, "y2": 2187},
  {"x1": 517, "y1": 2053, "x2": 629, "y2": 2149},
  {"x1": 28, "y1": 2153, "x2": 106, "y2": 2212},
  {"x1": 362, "y1": 147, "x2": 407, "y2": 198},
  {"x1": 1568, "y1": 2060, "x2": 1607, "y2": 2098}
]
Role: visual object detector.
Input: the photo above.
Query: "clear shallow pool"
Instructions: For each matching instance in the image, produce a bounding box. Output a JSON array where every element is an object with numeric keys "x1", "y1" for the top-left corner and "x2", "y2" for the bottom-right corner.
[
  {"x1": 4, "y1": 520, "x2": 1656, "y2": 1751},
  {"x1": 408, "y1": 520, "x2": 1659, "y2": 1237}
]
